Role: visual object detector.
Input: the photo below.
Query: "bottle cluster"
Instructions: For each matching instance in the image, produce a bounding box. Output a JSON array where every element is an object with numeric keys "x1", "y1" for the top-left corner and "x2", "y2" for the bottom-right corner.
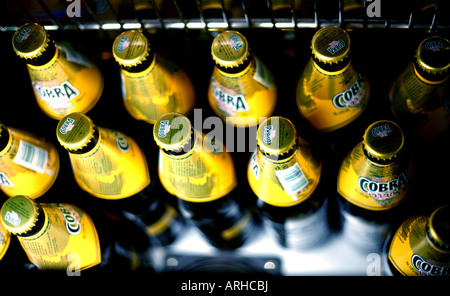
[{"x1": 0, "y1": 22, "x2": 449, "y2": 276}]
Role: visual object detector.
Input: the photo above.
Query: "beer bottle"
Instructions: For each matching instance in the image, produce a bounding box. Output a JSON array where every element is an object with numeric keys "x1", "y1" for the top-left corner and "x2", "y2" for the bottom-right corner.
[
  {"x1": 383, "y1": 205, "x2": 450, "y2": 276},
  {"x1": 153, "y1": 112, "x2": 257, "y2": 249},
  {"x1": 112, "y1": 30, "x2": 196, "y2": 125},
  {"x1": 0, "y1": 121, "x2": 59, "y2": 199},
  {"x1": 0, "y1": 195, "x2": 152, "y2": 272},
  {"x1": 389, "y1": 36, "x2": 450, "y2": 140},
  {"x1": 56, "y1": 112, "x2": 184, "y2": 247},
  {"x1": 247, "y1": 116, "x2": 329, "y2": 248},
  {"x1": 12, "y1": 23, "x2": 104, "y2": 120},
  {"x1": 0, "y1": 195, "x2": 101, "y2": 271},
  {"x1": 336, "y1": 120, "x2": 414, "y2": 252},
  {"x1": 296, "y1": 25, "x2": 370, "y2": 134},
  {"x1": 208, "y1": 30, "x2": 277, "y2": 127}
]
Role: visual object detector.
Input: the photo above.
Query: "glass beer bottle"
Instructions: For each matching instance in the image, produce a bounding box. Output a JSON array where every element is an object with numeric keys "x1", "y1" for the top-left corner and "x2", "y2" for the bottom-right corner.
[
  {"x1": 296, "y1": 25, "x2": 370, "y2": 134},
  {"x1": 112, "y1": 30, "x2": 196, "y2": 125},
  {"x1": 336, "y1": 120, "x2": 414, "y2": 252},
  {"x1": 0, "y1": 195, "x2": 152, "y2": 272},
  {"x1": 56, "y1": 112, "x2": 184, "y2": 246},
  {"x1": 247, "y1": 116, "x2": 329, "y2": 248},
  {"x1": 383, "y1": 205, "x2": 450, "y2": 276},
  {"x1": 208, "y1": 30, "x2": 277, "y2": 127},
  {"x1": 0, "y1": 121, "x2": 59, "y2": 199},
  {"x1": 389, "y1": 36, "x2": 450, "y2": 140},
  {"x1": 12, "y1": 23, "x2": 104, "y2": 120},
  {"x1": 153, "y1": 112, "x2": 257, "y2": 249},
  {"x1": 0, "y1": 195, "x2": 101, "y2": 271}
]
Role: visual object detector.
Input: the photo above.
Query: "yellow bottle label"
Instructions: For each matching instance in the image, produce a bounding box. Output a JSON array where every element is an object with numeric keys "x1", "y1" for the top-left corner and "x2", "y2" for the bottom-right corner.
[
  {"x1": 208, "y1": 56, "x2": 277, "y2": 126},
  {"x1": 389, "y1": 64, "x2": 450, "y2": 139},
  {"x1": 121, "y1": 54, "x2": 196, "y2": 124},
  {"x1": 337, "y1": 143, "x2": 413, "y2": 211},
  {"x1": 27, "y1": 43, "x2": 103, "y2": 120},
  {"x1": 158, "y1": 132, "x2": 237, "y2": 202},
  {"x1": 296, "y1": 59, "x2": 370, "y2": 133},
  {"x1": 0, "y1": 220, "x2": 11, "y2": 261},
  {"x1": 69, "y1": 127, "x2": 150, "y2": 199},
  {"x1": 247, "y1": 138, "x2": 322, "y2": 207},
  {"x1": 388, "y1": 215, "x2": 450, "y2": 276},
  {"x1": 18, "y1": 203, "x2": 101, "y2": 270},
  {"x1": 0, "y1": 128, "x2": 59, "y2": 199}
]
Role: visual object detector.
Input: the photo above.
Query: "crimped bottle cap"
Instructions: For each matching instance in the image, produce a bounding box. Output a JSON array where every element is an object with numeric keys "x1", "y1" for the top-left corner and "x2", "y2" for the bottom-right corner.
[
  {"x1": 56, "y1": 112, "x2": 96, "y2": 151},
  {"x1": 363, "y1": 120, "x2": 404, "y2": 161},
  {"x1": 112, "y1": 30, "x2": 150, "y2": 67},
  {"x1": 257, "y1": 117, "x2": 297, "y2": 156},
  {"x1": 416, "y1": 36, "x2": 450, "y2": 76},
  {"x1": 12, "y1": 23, "x2": 50, "y2": 59},
  {"x1": 311, "y1": 26, "x2": 350, "y2": 64},
  {"x1": 211, "y1": 30, "x2": 249, "y2": 68},
  {"x1": 428, "y1": 205, "x2": 450, "y2": 252},
  {"x1": 153, "y1": 113, "x2": 193, "y2": 151},
  {"x1": 0, "y1": 195, "x2": 40, "y2": 235}
]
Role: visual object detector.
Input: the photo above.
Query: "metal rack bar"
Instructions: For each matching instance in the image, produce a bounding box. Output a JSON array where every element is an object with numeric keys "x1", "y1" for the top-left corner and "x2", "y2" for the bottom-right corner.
[{"x1": 1, "y1": 0, "x2": 448, "y2": 32}]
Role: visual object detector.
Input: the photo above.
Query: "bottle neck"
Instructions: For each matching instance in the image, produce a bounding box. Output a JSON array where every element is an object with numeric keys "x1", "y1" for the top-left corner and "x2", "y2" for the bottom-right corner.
[
  {"x1": 258, "y1": 140, "x2": 297, "y2": 162},
  {"x1": 426, "y1": 221, "x2": 450, "y2": 252},
  {"x1": 312, "y1": 55, "x2": 351, "y2": 74},
  {"x1": 362, "y1": 143, "x2": 401, "y2": 165},
  {"x1": 215, "y1": 54, "x2": 253, "y2": 75},
  {"x1": 413, "y1": 61, "x2": 448, "y2": 84},
  {"x1": 24, "y1": 39, "x2": 57, "y2": 67},
  {"x1": 0, "y1": 125, "x2": 10, "y2": 153},
  {"x1": 67, "y1": 127, "x2": 100, "y2": 154},
  {"x1": 120, "y1": 51, "x2": 156, "y2": 73}
]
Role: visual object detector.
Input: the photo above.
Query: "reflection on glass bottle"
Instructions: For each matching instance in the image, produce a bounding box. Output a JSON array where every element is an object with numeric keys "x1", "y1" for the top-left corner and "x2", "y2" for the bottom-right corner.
[
  {"x1": 0, "y1": 121, "x2": 59, "y2": 199},
  {"x1": 112, "y1": 30, "x2": 196, "y2": 125},
  {"x1": 336, "y1": 120, "x2": 414, "y2": 252},
  {"x1": 56, "y1": 112, "x2": 184, "y2": 247},
  {"x1": 247, "y1": 116, "x2": 329, "y2": 248},
  {"x1": 12, "y1": 23, "x2": 104, "y2": 120},
  {"x1": 153, "y1": 112, "x2": 258, "y2": 249},
  {"x1": 208, "y1": 30, "x2": 277, "y2": 127},
  {"x1": 389, "y1": 36, "x2": 450, "y2": 140},
  {"x1": 383, "y1": 205, "x2": 450, "y2": 276}
]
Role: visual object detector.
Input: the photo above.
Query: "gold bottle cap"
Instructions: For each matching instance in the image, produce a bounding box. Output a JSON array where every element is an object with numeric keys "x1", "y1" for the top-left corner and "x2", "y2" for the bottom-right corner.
[
  {"x1": 153, "y1": 113, "x2": 193, "y2": 151},
  {"x1": 428, "y1": 205, "x2": 450, "y2": 251},
  {"x1": 257, "y1": 117, "x2": 297, "y2": 156},
  {"x1": 211, "y1": 30, "x2": 250, "y2": 68},
  {"x1": 12, "y1": 23, "x2": 50, "y2": 60},
  {"x1": 0, "y1": 195, "x2": 40, "y2": 235},
  {"x1": 363, "y1": 120, "x2": 404, "y2": 161},
  {"x1": 416, "y1": 36, "x2": 450, "y2": 76},
  {"x1": 56, "y1": 112, "x2": 96, "y2": 151},
  {"x1": 112, "y1": 30, "x2": 150, "y2": 67},
  {"x1": 311, "y1": 26, "x2": 350, "y2": 64}
]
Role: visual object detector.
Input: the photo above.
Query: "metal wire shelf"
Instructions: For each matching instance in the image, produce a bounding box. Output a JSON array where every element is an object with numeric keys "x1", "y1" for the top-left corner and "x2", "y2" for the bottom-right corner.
[{"x1": 1, "y1": 0, "x2": 449, "y2": 32}]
